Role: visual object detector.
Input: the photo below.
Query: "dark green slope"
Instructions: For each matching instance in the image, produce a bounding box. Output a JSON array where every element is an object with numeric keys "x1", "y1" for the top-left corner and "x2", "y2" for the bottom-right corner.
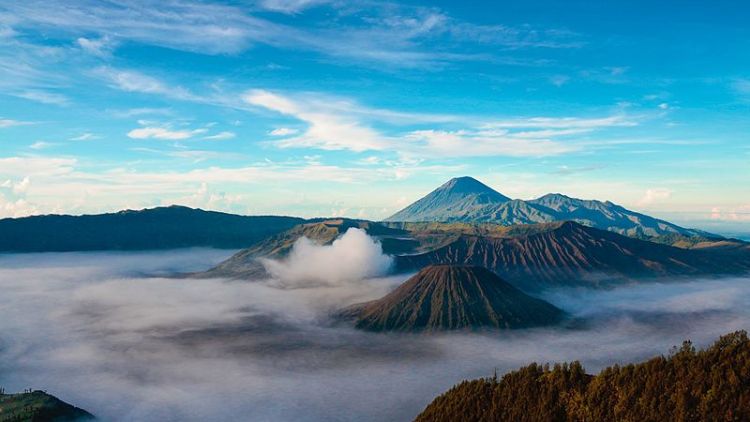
[
  {"x1": 0, "y1": 206, "x2": 304, "y2": 252},
  {"x1": 415, "y1": 330, "x2": 750, "y2": 422},
  {"x1": 0, "y1": 390, "x2": 94, "y2": 421}
]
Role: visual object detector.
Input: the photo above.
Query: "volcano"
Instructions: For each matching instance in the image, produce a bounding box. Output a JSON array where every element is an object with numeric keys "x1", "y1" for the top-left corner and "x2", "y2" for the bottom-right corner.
[{"x1": 340, "y1": 265, "x2": 564, "y2": 332}]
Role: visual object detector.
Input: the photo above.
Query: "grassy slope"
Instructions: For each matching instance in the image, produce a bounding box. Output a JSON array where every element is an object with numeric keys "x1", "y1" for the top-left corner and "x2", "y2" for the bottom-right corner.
[{"x1": 0, "y1": 390, "x2": 93, "y2": 421}]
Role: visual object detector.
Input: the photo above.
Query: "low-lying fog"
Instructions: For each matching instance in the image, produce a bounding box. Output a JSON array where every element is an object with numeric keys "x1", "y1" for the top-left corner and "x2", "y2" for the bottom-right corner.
[{"x1": 1, "y1": 230, "x2": 749, "y2": 421}]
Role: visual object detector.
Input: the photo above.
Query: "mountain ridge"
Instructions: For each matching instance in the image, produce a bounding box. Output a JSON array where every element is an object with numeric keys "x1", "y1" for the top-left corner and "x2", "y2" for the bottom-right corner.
[
  {"x1": 385, "y1": 176, "x2": 715, "y2": 239},
  {"x1": 0, "y1": 205, "x2": 304, "y2": 252},
  {"x1": 395, "y1": 221, "x2": 750, "y2": 291}
]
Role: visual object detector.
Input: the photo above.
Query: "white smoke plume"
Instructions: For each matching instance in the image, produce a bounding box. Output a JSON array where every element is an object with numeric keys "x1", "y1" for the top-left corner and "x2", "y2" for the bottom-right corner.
[{"x1": 261, "y1": 228, "x2": 393, "y2": 287}]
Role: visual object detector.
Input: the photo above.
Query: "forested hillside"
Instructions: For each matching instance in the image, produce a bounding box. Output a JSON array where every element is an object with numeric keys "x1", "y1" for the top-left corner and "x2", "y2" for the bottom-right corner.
[{"x1": 416, "y1": 330, "x2": 750, "y2": 422}]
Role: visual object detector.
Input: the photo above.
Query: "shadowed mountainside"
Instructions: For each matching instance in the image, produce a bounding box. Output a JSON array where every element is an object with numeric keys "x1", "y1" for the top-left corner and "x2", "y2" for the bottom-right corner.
[
  {"x1": 395, "y1": 221, "x2": 750, "y2": 291},
  {"x1": 339, "y1": 265, "x2": 564, "y2": 332},
  {"x1": 415, "y1": 330, "x2": 750, "y2": 422},
  {"x1": 0, "y1": 390, "x2": 94, "y2": 421},
  {"x1": 0, "y1": 206, "x2": 304, "y2": 252}
]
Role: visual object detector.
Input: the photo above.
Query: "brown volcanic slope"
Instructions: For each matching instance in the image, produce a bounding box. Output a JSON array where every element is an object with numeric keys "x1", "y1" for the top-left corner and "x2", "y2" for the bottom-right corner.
[
  {"x1": 341, "y1": 265, "x2": 564, "y2": 332},
  {"x1": 395, "y1": 221, "x2": 750, "y2": 292}
]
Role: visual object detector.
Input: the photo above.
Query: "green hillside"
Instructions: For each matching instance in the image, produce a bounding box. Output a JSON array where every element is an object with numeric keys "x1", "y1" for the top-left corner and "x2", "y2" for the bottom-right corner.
[
  {"x1": 416, "y1": 330, "x2": 750, "y2": 422},
  {"x1": 0, "y1": 390, "x2": 93, "y2": 422}
]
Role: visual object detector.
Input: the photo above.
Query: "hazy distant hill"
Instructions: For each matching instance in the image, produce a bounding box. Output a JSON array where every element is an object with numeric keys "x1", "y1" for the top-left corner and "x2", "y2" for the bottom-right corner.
[
  {"x1": 396, "y1": 221, "x2": 750, "y2": 291},
  {"x1": 415, "y1": 330, "x2": 750, "y2": 422},
  {"x1": 0, "y1": 390, "x2": 94, "y2": 421},
  {"x1": 339, "y1": 265, "x2": 564, "y2": 332},
  {"x1": 0, "y1": 206, "x2": 304, "y2": 252},
  {"x1": 386, "y1": 176, "x2": 714, "y2": 239}
]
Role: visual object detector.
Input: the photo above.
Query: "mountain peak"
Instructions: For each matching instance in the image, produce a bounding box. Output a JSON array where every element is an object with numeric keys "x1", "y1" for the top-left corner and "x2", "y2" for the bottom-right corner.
[
  {"x1": 441, "y1": 176, "x2": 494, "y2": 192},
  {"x1": 385, "y1": 177, "x2": 510, "y2": 222}
]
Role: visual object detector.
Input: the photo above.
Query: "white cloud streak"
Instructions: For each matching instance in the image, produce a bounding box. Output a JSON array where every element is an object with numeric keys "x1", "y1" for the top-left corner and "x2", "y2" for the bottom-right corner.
[
  {"x1": 0, "y1": 118, "x2": 32, "y2": 128},
  {"x1": 127, "y1": 127, "x2": 208, "y2": 140},
  {"x1": 269, "y1": 127, "x2": 299, "y2": 136},
  {"x1": 203, "y1": 131, "x2": 236, "y2": 140},
  {"x1": 94, "y1": 67, "x2": 198, "y2": 101},
  {"x1": 244, "y1": 89, "x2": 633, "y2": 157},
  {"x1": 244, "y1": 89, "x2": 391, "y2": 152}
]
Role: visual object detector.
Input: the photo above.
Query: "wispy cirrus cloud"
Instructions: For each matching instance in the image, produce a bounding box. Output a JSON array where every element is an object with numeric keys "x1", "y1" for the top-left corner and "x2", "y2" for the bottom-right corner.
[
  {"x1": 259, "y1": 0, "x2": 333, "y2": 14},
  {"x1": 2, "y1": 0, "x2": 580, "y2": 69},
  {"x1": 269, "y1": 127, "x2": 299, "y2": 136},
  {"x1": 2, "y1": 0, "x2": 272, "y2": 55},
  {"x1": 483, "y1": 115, "x2": 636, "y2": 130},
  {"x1": 551, "y1": 164, "x2": 605, "y2": 176},
  {"x1": 127, "y1": 127, "x2": 208, "y2": 141},
  {"x1": 203, "y1": 131, "x2": 236, "y2": 140},
  {"x1": 244, "y1": 89, "x2": 391, "y2": 152},
  {"x1": 94, "y1": 67, "x2": 199, "y2": 101},
  {"x1": 70, "y1": 133, "x2": 99, "y2": 141},
  {"x1": 245, "y1": 89, "x2": 631, "y2": 158},
  {"x1": 13, "y1": 89, "x2": 70, "y2": 105},
  {"x1": 29, "y1": 141, "x2": 56, "y2": 150},
  {"x1": 77, "y1": 36, "x2": 115, "y2": 57},
  {"x1": 403, "y1": 129, "x2": 578, "y2": 158},
  {"x1": 0, "y1": 118, "x2": 32, "y2": 128}
]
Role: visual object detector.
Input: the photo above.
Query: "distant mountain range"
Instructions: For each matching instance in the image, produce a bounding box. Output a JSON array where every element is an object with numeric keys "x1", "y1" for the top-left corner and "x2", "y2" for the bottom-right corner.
[
  {"x1": 0, "y1": 178, "x2": 730, "y2": 253},
  {"x1": 386, "y1": 176, "x2": 715, "y2": 239},
  {"x1": 197, "y1": 217, "x2": 750, "y2": 291},
  {"x1": 0, "y1": 205, "x2": 303, "y2": 252},
  {"x1": 339, "y1": 265, "x2": 564, "y2": 332}
]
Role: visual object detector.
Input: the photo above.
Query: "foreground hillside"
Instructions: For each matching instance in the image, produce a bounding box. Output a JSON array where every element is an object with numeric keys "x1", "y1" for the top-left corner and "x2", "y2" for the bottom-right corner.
[
  {"x1": 0, "y1": 206, "x2": 303, "y2": 252},
  {"x1": 340, "y1": 265, "x2": 564, "y2": 332},
  {"x1": 0, "y1": 390, "x2": 93, "y2": 421},
  {"x1": 416, "y1": 330, "x2": 750, "y2": 422},
  {"x1": 396, "y1": 221, "x2": 750, "y2": 291}
]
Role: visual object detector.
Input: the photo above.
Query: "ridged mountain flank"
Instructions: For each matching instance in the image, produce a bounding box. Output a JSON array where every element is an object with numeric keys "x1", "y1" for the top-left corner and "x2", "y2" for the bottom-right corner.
[
  {"x1": 340, "y1": 265, "x2": 564, "y2": 332},
  {"x1": 385, "y1": 176, "x2": 511, "y2": 223},
  {"x1": 395, "y1": 221, "x2": 750, "y2": 291}
]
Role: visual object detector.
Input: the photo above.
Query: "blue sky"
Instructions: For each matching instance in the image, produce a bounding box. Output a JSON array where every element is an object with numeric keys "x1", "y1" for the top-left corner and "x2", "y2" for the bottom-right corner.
[{"x1": 0, "y1": 0, "x2": 748, "y2": 234}]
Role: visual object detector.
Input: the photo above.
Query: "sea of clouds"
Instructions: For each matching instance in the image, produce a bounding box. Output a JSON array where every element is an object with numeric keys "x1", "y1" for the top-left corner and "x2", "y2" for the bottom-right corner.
[{"x1": 0, "y1": 229, "x2": 748, "y2": 421}]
